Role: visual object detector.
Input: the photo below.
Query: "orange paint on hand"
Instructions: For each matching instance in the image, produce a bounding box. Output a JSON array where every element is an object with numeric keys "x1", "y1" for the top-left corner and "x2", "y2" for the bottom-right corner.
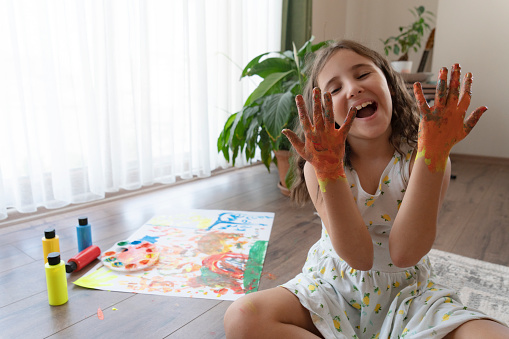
[
  {"x1": 414, "y1": 64, "x2": 487, "y2": 173},
  {"x1": 282, "y1": 88, "x2": 356, "y2": 192}
]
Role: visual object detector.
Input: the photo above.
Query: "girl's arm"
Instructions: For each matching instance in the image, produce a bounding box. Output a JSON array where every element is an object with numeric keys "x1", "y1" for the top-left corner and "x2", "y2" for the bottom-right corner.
[
  {"x1": 390, "y1": 64, "x2": 486, "y2": 267},
  {"x1": 304, "y1": 161, "x2": 374, "y2": 270},
  {"x1": 389, "y1": 156, "x2": 451, "y2": 267},
  {"x1": 283, "y1": 88, "x2": 373, "y2": 270}
]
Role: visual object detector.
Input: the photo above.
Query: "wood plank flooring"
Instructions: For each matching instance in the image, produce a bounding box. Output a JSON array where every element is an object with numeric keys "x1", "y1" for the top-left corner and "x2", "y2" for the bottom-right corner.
[{"x1": 0, "y1": 155, "x2": 508, "y2": 338}]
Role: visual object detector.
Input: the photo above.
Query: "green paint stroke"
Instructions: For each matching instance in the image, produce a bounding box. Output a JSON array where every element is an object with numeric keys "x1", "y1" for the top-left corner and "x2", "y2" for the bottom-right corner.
[
  {"x1": 243, "y1": 240, "x2": 268, "y2": 294},
  {"x1": 74, "y1": 266, "x2": 118, "y2": 288}
]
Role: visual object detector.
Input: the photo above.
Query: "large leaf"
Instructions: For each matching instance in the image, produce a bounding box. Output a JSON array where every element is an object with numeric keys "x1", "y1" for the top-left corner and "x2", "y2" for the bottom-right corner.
[
  {"x1": 230, "y1": 111, "x2": 247, "y2": 152},
  {"x1": 258, "y1": 130, "x2": 273, "y2": 171},
  {"x1": 240, "y1": 52, "x2": 270, "y2": 78},
  {"x1": 245, "y1": 57, "x2": 295, "y2": 78},
  {"x1": 261, "y1": 92, "x2": 295, "y2": 141},
  {"x1": 245, "y1": 114, "x2": 260, "y2": 143},
  {"x1": 244, "y1": 70, "x2": 295, "y2": 107},
  {"x1": 217, "y1": 113, "x2": 236, "y2": 150},
  {"x1": 244, "y1": 117, "x2": 260, "y2": 161},
  {"x1": 241, "y1": 105, "x2": 260, "y2": 126},
  {"x1": 217, "y1": 112, "x2": 238, "y2": 161}
]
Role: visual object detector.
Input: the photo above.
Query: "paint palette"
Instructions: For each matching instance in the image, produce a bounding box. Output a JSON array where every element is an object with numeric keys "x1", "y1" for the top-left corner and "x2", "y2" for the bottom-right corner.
[{"x1": 101, "y1": 240, "x2": 159, "y2": 272}]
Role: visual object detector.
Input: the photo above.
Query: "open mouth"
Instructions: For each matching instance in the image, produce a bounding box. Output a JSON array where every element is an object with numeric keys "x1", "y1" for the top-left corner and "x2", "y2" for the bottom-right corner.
[{"x1": 355, "y1": 101, "x2": 378, "y2": 119}]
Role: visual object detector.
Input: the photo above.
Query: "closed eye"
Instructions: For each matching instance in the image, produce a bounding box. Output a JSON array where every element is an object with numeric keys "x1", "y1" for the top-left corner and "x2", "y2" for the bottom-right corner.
[
  {"x1": 331, "y1": 87, "x2": 342, "y2": 94},
  {"x1": 358, "y1": 72, "x2": 370, "y2": 79}
]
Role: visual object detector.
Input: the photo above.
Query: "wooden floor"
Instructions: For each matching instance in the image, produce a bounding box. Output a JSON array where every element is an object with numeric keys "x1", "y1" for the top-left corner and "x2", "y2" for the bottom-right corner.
[{"x1": 0, "y1": 155, "x2": 508, "y2": 338}]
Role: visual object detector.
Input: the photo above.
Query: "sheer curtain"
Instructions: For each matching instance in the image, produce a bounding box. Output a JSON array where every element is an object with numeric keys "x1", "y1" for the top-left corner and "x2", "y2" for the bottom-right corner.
[{"x1": 0, "y1": 0, "x2": 282, "y2": 220}]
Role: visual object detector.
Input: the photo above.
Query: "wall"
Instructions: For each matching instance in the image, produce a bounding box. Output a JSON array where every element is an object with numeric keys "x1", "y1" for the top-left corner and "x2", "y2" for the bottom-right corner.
[
  {"x1": 312, "y1": 0, "x2": 508, "y2": 158},
  {"x1": 431, "y1": 0, "x2": 509, "y2": 158},
  {"x1": 312, "y1": 0, "x2": 438, "y2": 72}
]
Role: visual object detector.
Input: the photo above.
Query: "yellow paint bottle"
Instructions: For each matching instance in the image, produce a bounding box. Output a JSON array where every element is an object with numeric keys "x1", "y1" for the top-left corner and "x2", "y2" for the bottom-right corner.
[
  {"x1": 42, "y1": 228, "x2": 60, "y2": 264},
  {"x1": 45, "y1": 252, "x2": 68, "y2": 306}
]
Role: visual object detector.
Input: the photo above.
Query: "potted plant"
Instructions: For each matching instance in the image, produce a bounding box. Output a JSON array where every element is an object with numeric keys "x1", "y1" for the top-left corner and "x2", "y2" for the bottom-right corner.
[
  {"x1": 217, "y1": 37, "x2": 329, "y2": 194},
  {"x1": 380, "y1": 5, "x2": 434, "y2": 73}
]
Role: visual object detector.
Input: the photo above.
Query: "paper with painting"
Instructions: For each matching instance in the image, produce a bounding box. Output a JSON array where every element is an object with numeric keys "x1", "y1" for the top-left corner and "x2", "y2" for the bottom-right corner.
[{"x1": 74, "y1": 209, "x2": 274, "y2": 301}]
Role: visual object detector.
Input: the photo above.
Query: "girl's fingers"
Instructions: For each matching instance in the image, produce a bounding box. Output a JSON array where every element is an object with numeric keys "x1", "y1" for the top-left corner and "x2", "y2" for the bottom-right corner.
[
  {"x1": 340, "y1": 107, "x2": 357, "y2": 135},
  {"x1": 323, "y1": 92, "x2": 335, "y2": 132},
  {"x1": 447, "y1": 64, "x2": 461, "y2": 107},
  {"x1": 282, "y1": 129, "x2": 306, "y2": 157},
  {"x1": 435, "y1": 67, "x2": 448, "y2": 109},
  {"x1": 312, "y1": 87, "x2": 325, "y2": 133},
  {"x1": 295, "y1": 95, "x2": 313, "y2": 132},
  {"x1": 413, "y1": 82, "x2": 431, "y2": 116},
  {"x1": 463, "y1": 106, "x2": 487, "y2": 135},
  {"x1": 458, "y1": 72, "x2": 473, "y2": 113}
]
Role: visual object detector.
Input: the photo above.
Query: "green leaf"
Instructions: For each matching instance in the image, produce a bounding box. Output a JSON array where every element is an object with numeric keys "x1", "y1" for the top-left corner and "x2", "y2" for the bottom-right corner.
[
  {"x1": 287, "y1": 79, "x2": 301, "y2": 95},
  {"x1": 217, "y1": 113, "x2": 237, "y2": 151},
  {"x1": 258, "y1": 130, "x2": 272, "y2": 171},
  {"x1": 261, "y1": 92, "x2": 295, "y2": 142},
  {"x1": 246, "y1": 57, "x2": 295, "y2": 79},
  {"x1": 241, "y1": 105, "x2": 260, "y2": 126},
  {"x1": 393, "y1": 44, "x2": 400, "y2": 55},
  {"x1": 285, "y1": 153, "x2": 296, "y2": 189},
  {"x1": 231, "y1": 111, "x2": 247, "y2": 150},
  {"x1": 310, "y1": 40, "x2": 330, "y2": 53},
  {"x1": 245, "y1": 116, "x2": 261, "y2": 146},
  {"x1": 241, "y1": 52, "x2": 271, "y2": 78},
  {"x1": 244, "y1": 70, "x2": 295, "y2": 107},
  {"x1": 281, "y1": 50, "x2": 295, "y2": 60}
]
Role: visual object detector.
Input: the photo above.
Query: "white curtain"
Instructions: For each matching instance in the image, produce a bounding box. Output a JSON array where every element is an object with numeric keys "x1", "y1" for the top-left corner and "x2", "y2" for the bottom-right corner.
[{"x1": 0, "y1": 0, "x2": 282, "y2": 220}]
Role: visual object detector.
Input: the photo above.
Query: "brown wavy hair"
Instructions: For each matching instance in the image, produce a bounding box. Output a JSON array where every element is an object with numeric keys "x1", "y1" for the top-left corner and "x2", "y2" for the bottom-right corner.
[{"x1": 289, "y1": 39, "x2": 420, "y2": 205}]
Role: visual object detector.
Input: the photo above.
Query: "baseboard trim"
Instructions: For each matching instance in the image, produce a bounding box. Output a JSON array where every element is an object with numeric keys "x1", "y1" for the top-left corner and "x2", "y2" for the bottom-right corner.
[{"x1": 450, "y1": 153, "x2": 509, "y2": 166}]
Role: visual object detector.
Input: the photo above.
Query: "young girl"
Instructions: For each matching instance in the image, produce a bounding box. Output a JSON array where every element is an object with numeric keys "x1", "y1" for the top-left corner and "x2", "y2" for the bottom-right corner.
[{"x1": 224, "y1": 40, "x2": 509, "y2": 338}]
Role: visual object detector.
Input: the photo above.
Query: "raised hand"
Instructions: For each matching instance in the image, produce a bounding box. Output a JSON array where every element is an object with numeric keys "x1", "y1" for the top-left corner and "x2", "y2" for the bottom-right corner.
[
  {"x1": 282, "y1": 87, "x2": 356, "y2": 192},
  {"x1": 413, "y1": 64, "x2": 487, "y2": 172}
]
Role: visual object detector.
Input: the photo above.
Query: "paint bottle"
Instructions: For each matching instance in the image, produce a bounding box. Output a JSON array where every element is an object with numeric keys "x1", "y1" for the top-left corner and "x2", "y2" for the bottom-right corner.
[
  {"x1": 66, "y1": 245, "x2": 101, "y2": 273},
  {"x1": 76, "y1": 217, "x2": 92, "y2": 252},
  {"x1": 45, "y1": 252, "x2": 68, "y2": 306},
  {"x1": 42, "y1": 228, "x2": 60, "y2": 264}
]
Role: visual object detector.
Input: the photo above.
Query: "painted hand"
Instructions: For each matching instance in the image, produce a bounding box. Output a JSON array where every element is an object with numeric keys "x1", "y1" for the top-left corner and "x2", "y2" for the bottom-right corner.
[
  {"x1": 282, "y1": 87, "x2": 356, "y2": 192},
  {"x1": 413, "y1": 64, "x2": 487, "y2": 172}
]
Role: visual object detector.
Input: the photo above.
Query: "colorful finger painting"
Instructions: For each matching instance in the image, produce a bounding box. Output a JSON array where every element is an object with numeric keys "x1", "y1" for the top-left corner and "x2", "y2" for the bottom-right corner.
[{"x1": 74, "y1": 209, "x2": 274, "y2": 301}]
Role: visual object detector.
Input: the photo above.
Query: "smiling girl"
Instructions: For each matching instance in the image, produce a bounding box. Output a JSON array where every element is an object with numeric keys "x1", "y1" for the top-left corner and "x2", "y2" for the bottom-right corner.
[{"x1": 224, "y1": 40, "x2": 508, "y2": 338}]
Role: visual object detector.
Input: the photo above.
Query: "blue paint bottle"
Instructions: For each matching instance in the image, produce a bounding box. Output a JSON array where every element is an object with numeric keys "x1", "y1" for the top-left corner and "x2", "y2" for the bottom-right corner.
[{"x1": 76, "y1": 217, "x2": 92, "y2": 252}]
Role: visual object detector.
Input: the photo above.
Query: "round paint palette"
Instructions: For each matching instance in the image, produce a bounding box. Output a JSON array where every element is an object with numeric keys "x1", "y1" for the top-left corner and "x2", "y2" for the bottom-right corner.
[{"x1": 101, "y1": 240, "x2": 159, "y2": 272}]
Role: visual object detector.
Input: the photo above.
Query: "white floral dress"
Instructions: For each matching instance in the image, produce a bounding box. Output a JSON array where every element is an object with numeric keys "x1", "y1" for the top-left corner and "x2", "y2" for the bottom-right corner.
[{"x1": 281, "y1": 144, "x2": 503, "y2": 338}]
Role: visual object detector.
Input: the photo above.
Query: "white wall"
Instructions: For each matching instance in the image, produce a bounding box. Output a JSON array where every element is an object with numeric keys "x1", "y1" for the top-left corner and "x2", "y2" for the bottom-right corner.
[
  {"x1": 312, "y1": 0, "x2": 439, "y2": 72},
  {"x1": 312, "y1": 0, "x2": 508, "y2": 158},
  {"x1": 431, "y1": 0, "x2": 509, "y2": 158}
]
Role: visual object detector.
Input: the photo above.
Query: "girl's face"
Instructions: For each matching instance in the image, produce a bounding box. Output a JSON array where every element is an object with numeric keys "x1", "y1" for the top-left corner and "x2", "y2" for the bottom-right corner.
[{"x1": 317, "y1": 49, "x2": 393, "y2": 143}]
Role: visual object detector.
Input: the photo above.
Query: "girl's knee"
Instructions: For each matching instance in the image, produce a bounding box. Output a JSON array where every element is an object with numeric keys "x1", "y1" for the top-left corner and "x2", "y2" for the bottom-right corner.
[{"x1": 224, "y1": 297, "x2": 263, "y2": 338}]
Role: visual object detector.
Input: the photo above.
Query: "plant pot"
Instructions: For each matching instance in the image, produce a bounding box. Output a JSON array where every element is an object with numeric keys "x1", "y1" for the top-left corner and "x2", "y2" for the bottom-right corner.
[
  {"x1": 391, "y1": 61, "x2": 413, "y2": 74},
  {"x1": 274, "y1": 150, "x2": 291, "y2": 197}
]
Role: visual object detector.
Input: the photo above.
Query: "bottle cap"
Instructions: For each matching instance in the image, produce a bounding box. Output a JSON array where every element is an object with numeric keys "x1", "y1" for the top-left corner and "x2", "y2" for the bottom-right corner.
[
  {"x1": 47, "y1": 252, "x2": 61, "y2": 265},
  {"x1": 44, "y1": 228, "x2": 56, "y2": 239},
  {"x1": 78, "y1": 217, "x2": 88, "y2": 226},
  {"x1": 65, "y1": 261, "x2": 77, "y2": 273}
]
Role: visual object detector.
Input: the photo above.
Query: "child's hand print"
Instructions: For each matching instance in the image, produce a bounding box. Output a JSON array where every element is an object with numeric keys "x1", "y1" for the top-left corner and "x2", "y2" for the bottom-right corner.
[
  {"x1": 282, "y1": 87, "x2": 357, "y2": 192},
  {"x1": 413, "y1": 64, "x2": 487, "y2": 172}
]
